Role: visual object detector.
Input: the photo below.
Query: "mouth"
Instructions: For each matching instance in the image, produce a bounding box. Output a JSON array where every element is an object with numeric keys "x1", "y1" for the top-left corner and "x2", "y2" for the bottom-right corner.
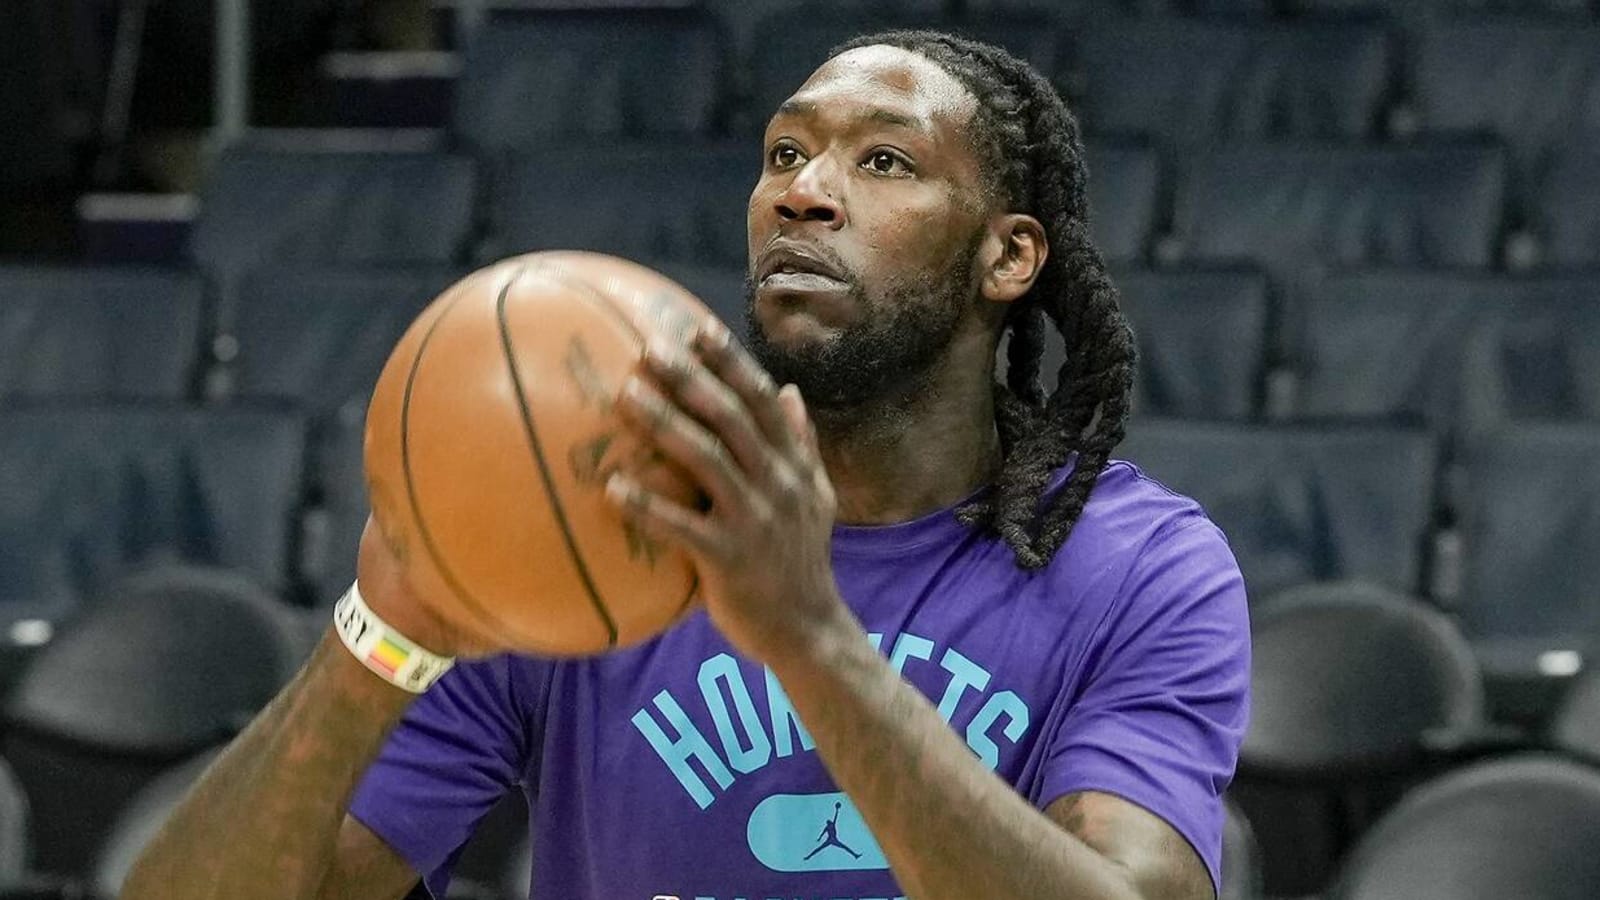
[{"x1": 756, "y1": 243, "x2": 851, "y2": 294}]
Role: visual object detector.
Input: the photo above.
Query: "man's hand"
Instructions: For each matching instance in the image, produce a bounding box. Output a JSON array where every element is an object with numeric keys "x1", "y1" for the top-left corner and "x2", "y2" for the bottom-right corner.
[{"x1": 603, "y1": 319, "x2": 850, "y2": 667}]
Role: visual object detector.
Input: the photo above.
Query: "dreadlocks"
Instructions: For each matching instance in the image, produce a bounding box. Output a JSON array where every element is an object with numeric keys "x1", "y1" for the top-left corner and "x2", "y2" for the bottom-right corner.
[{"x1": 832, "y1": 30, "x2": 1137, "y2": 570}]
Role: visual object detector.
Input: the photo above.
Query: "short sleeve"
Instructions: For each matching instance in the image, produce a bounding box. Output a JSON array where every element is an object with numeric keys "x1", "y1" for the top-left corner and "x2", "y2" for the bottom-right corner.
[
  {"x1": 1035, "y1": 518, "x2": 1251, "y2": 896},
  {"x1": 348, "y1": 655, "x2": 542, "y2": 893}
]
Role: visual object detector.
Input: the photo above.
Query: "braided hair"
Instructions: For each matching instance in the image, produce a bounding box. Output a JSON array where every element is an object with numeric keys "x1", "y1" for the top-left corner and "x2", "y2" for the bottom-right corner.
[{"x1": 831, "y1": 30, "x2": 1137, "y2": 569}]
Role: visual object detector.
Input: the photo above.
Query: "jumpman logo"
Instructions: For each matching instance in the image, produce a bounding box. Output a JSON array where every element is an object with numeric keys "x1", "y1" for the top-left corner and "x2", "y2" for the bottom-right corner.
[{"x1": 803, "y1": 802, "x2": 862, "y2": 860}]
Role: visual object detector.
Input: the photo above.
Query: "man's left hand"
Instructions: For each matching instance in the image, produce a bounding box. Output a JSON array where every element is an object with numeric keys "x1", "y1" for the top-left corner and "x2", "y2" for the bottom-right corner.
[{"x1": 603, "y1": 318, "x2": 849, "y2": 667}]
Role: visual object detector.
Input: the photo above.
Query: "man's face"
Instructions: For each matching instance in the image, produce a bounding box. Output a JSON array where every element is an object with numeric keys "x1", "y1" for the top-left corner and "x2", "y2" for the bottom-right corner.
[{"x1": 744, "y1": 45, "x2": 993, "y2": 411}]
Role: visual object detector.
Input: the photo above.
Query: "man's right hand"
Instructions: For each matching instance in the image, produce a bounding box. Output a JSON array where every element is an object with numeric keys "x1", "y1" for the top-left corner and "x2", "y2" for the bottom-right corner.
[{"x1": 356, "y1": 516, "x2": 501, "y2": 659}]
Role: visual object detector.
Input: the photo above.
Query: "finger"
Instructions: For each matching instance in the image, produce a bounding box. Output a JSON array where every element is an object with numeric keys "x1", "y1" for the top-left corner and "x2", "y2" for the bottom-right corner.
[
  {"x1": 692, "y1": 320, "x2": 802, "y2": 459},
  {"x1": 642, "y1": 338, "x2": 773, "y2": 483},
  {"x1": 777, "y1": 384, "x2": 816, "y2": 456},
  {"x1": 614, "y1": 374, "x2": 754, "y2": 514},
  {"x1": 604, "y1": 471, "x2": 730, "y2": 564}
]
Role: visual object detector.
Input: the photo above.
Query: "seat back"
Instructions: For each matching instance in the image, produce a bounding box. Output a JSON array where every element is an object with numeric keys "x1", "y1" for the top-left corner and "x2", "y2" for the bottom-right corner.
[
  {"x1": 1085, "y1": 143, "x2": 1161, "y2": 264},
  {"x1": 1327, "y1": 755, "x2": 1600, "y2": 900},
  {"x1": 0, "y1": 266, "x2": 204, "y2": 402},
  {"x1": 191, "y1": 148, "x2": 476, "y2": 278},
  {"x1": 1118, "y1": 420, "x2": 1439, "y2": 597},
  {"x1": 1533, "y1": 144, "x2": 1600, "y2": 267},
  {"x1": 0, "y1": 757, "x2": 26, "y2": 887},
  {"x1": 453, "y1": 7, "x2": 730, "y2": 153}
]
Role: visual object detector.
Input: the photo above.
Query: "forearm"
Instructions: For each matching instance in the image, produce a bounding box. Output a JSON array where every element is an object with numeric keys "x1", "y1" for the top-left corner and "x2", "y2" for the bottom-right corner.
[
  {"x1": 771, "y1": 606, "x2": 1142, "y2": 900},
  {"x1": 121, "y1": 628, "x2": 416, "y2": 900}
]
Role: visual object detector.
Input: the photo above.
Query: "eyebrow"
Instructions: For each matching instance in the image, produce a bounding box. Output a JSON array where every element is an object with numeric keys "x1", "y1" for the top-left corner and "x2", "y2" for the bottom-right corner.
[{"x1": 774, "y1": 99, "x2": 928, "y2": 134}]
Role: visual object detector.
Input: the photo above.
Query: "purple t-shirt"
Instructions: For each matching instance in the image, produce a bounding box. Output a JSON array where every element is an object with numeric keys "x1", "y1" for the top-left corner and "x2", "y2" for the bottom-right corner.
[{"x1": 350, "y1": 460, "x2": 1251, "y2": 899}]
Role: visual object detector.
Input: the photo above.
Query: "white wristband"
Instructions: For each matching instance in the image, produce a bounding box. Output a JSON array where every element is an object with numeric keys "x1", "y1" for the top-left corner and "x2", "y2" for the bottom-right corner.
[{"x1": 333, "y1": 581, "x2": 455, "y2": 693}]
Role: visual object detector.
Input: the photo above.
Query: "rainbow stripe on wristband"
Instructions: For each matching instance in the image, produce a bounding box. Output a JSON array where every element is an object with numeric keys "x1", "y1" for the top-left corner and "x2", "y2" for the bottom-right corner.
[{"x1": 333, "y1": 582, "x2": 455, "y2": 693}]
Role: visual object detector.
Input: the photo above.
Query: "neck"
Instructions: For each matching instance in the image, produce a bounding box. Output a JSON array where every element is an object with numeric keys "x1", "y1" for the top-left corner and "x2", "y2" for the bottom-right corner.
[{"x1": 816, "y1": 326, "x2": 1001, "y2": 525}]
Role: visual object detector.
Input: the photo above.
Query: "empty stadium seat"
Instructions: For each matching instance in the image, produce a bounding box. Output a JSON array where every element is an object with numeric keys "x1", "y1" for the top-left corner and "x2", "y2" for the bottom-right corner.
[
  {"x1": 1459, "y1": 274, "x2": 1600, "y2": 427},
  {"x1": 482, "y1": 142, "x2": 754, "y2": 267},
  {"x1": 1457, "y1": 425, "x2": 1600, "y2": 663},
  {"x1": 1085, "y1": 142, "x2": 1161, "y2": 264},
  {"x1": 452, "y1": 8, "x2": 731, "y2": 154},
  {"x1": 745, "y1": 7, "x2": 1062, "y2": 132},
  {"x1": 1169, "y1": 142, "x2": 1507, "y2": 293},
  {"x1": 0, "y1": 266, "x2": 203, "y2": 402},
  {"x1": 1235, "y1": 581, "x2": 1485, "y2": 894},
  {"x1": 1220, "y1": 797, "x2": 1264, "y2": 900},
  {"x1": 190, "y1": 147, "x2": 477, "y2": 278},
  {"x1": 1409, "y1": 20, "x2": 1600, "y2": 186},
  {"x1": 1530, "y1": 144, "x2": 1600, "y2": 268},
  {"x1": 304, "y1": 413, "x2": 367, "y2": 604},
  {"x1": 1068, "y1": 20, "x2": 1392, "y2": 148},
  {"x1": 1, "y1": 565, "x2": 304, "y2": 878},
  {"x1": 0, "y1": 405, "x2": 308, "y2": 619},
  {"x1": 1287, "y1": 0, "x2": 1593, "y2": 17},
  {"x1": 1113, "y1": 267, "x2": 1269, "y2": 419},
  {"x1": 89, "y1": 748, "x2": 221, "y2": 898},
  {"x1": 1325, "y1": 755, "x2": 1600, "y2": 900},
  {"x1": 1117, "y1": 419, "x2": 1440, "y2": 597},
  {"x1": 224, "y1": 267, "x2": 460, "y2": 414},
  {"x1": 1292, "y1": 269, "x2": 1491, "y2": 432}
]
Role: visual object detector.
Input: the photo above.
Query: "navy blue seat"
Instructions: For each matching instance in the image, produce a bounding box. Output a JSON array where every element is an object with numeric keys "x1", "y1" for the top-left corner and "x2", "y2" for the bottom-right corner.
[
  {"x1": 1112, "y1": 267, "x2": 1269, "y2": 419},
  {"x1": 483, "y1": 142, "x2": 754, "y2": 267},
  {"x1": 1085, "y1": 143, "x2": 1161, "y2": 264},
  {"x1": 1411, "y1": 20, "x2": 1600, "y2": 186},
  {"x1": 0, "y1": 755, "x2": 24, "y2": 887},
  {"x1": 0, "y1": 266, "x2": 203, "y2": 402},
  {"x1": 1117, "y1": 420, "x2": 1439, "y2": 598},
  {"x1": 1170, "y1": 142, "x2": 1507, "y2": 293},
  {"x1": 452, "y1": 7, "x2": 731, "y2": 154},
  {"x1": 745, "y1": 7, "x2": 1061, "y2": 132},
  {"x1": 225, "y1": 267, "x2": 460, "y2": 417},
  {"x1": 1460, "y1": 274, "x2": 1600, "y2": 428},
  {"x1": 0, "y1": 406, "x2": 307, "y2": 620},
  {"x1": 306, "y1": 414, "x2": 368, "y2": 604},
  {"x1": 1458, "y1": 425, "x2": 1600, "y2": 659},
  {"x1": 1289, "y1": 0, "x2": 1592, "y2": 16},
  {"x1": 1069, "y1": 21, "x2": 1391, "y2": 149},
  {"x1": 190, "y1": 147, "x2": 476, "y2": 278}
]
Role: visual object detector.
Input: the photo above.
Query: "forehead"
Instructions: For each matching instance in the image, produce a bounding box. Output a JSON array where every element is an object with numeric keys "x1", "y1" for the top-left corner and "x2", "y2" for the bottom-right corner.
[{"x1": 779, "y1": 44, "x2": 978, "y2": 135}]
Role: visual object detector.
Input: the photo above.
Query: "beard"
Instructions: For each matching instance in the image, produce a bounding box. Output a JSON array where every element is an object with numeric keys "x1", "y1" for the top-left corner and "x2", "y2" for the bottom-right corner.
[{"x1": 743, "y1": 232, "x2": 982, "y2": 415}]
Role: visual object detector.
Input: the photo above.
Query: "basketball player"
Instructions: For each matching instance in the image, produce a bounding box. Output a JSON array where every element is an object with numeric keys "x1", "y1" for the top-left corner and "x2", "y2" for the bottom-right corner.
[{"x1": 124, "y1": 32, "x2": 1248, "y2": 900}]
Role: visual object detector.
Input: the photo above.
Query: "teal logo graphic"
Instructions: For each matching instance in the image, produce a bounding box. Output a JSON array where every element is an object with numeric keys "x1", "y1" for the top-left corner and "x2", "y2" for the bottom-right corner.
[{"x1": 747, "y1": 792, "x2": 888, "y2": 872}]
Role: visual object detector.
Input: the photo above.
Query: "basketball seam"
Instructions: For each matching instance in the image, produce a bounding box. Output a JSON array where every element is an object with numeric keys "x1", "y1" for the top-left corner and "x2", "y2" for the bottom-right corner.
[
  {"x1": 522, "y1": 260, "x2": 702, "y2": 621},
  {"x1": 495, "y1": 269, "x2": 621, "y2": 649},
  {"x1": 398, "y1": 282, "x2": 506, "y2": 640}
]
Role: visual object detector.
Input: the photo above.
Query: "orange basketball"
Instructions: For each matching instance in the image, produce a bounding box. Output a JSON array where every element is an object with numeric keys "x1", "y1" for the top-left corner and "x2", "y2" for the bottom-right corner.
[{"x1": 363, "y1": 251, "x2": 712, "y2": 656}]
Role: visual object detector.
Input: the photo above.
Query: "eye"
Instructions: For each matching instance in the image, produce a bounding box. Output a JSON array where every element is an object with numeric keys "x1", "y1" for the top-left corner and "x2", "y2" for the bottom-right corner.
[
  {"x1": 769, "y1": 143, "x2": 805, "y2": 169},
  {"x1": 864, "y1": 149, "x2": 912, "y2": 176}
]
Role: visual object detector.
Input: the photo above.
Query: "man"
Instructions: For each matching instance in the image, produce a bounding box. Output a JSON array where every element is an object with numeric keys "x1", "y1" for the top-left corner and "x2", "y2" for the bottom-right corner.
[{"x1": 123, "y1": 31, "x2": 1248, "y2": 900}]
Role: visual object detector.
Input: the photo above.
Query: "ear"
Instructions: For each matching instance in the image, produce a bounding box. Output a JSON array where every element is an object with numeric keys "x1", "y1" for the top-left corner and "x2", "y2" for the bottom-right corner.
[{"x1": 977, "y1": 213, "x2": 1048, "y2": 305}]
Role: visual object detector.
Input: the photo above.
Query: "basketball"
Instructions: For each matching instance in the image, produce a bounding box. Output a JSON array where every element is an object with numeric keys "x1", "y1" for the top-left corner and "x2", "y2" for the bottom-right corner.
[{"x1": 362, "y1": 251, "x2": 714, "y2": 656}]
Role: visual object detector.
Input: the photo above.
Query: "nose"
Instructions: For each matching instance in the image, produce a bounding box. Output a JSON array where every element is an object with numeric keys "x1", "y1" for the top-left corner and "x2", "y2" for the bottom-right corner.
[{"x1": 774, "y1": 158, "x2": 845, "y2": 229}]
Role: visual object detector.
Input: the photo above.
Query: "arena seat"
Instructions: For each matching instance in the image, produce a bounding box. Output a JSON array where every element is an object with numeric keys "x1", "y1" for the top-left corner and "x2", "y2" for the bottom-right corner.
[
  {"x1": 89, "y1": 747, "x2": 221, "y2": 898},
  {"x1": 222, "y1": 267, "x2": 460, "y2": 413},
  {"x1": 1530, "y1": 144, "x2": 1600, "y2": 268},
  {"x1": 1457, "y1": 424, "x2": 1600, "y2": 668},
  {"x1": 1220, "y1": 796, "x2": 1264, "y2": 900},
  {"x1": 1112, "y1": 267, "x2": 1269, "y2": 420},
  {"x1": 452, "y1": 7, "x2": 731, "y2": 154},
  {"x1": 1233, "y1": 581, "x2": 1485, "y2": 895},
  {"x1": 0, "y1": 565, "x2": 304, "y2": 879},
  {"x1": 1290, "y1": 269, "x2": 1492, "y2": 433},
  {"x1": 1117, "y1": 419, "x2": 1440, "y2": 598},
  {"x1": 0, "y1": 266, "x2": 203, "y2": 402},
  {"x1": 1084, "y1": 142, "x2": 1161, "y2": 265},
  {"x1": 304, "y1": 413, "x2": 368, "y2": 604},
  {"x1": 1409, "y1": 20, "x2": 1600, "y2": 184},
  {"x1": 482, "y1": 142, "x2": 753, "y2": 267},
  {"x1": 189, "y1": 147, "x2": 477, "y2": 278},
  {"x1": 1169, "y1": 142, "x2": 1507, "y2": 294},
  {"x1": 1067, "y1": 20, "x2": 1392, "y2": 149},
  {"x1": 745, "y1": 7, "x2": 1062, "y2": 133},
  {"x1": 0, "y1": 405, "x2": 308, "y2": 619},
  {"x1": 1287, "y1": 0, "x2": 1594, "y2": 17},
  {"x1": 1458, "y1": 274, "x2": 1600, "y2": 428},
  {"x1": 1324, "y1": 755, "x2": 1600, "y2": 900}
]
